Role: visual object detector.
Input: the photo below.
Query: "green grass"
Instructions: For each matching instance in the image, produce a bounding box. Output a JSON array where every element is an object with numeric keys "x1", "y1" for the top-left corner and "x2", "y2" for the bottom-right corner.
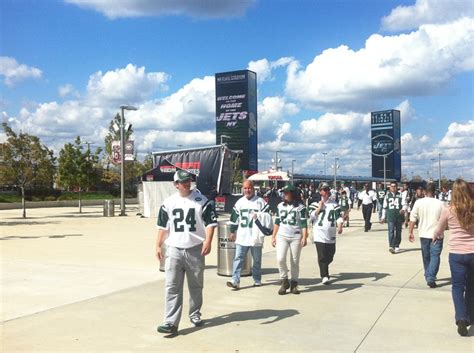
[{"x1": 0, "y1": 194, "x2": 21, "y2": 203}]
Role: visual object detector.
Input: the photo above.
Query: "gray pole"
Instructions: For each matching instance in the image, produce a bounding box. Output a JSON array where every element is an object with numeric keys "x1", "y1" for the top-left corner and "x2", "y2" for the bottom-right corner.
[
  {"x1": 323, "y1": 152, "x2": 327, "y2": 176},
  {"x1": 334, "y1": 157, "x2": 338, "y2": 188},
  {"x1": 438, "y1": 153, "x2": 442, "y2": 190},
  {"x1": 120, "y1": 107, "x2": 126, "y2": 216},
  {"x1": 291, "y1": 159, "x2": 296, "y2": 183},
  {"x1": 383, "y1": 155, "x2": 386, "y2": 189}
]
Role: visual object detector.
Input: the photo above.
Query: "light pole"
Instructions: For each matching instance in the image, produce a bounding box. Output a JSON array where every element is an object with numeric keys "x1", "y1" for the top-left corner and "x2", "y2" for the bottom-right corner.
[
  {"x1": 383, "y1": 155, "x2": 387, "y2": 188},
  {"x1": 220, "y1": 135, "x2": 231, "y2": 145},
  {"x1": 273, "y1": 150, "x2": 282, "y2": 171},
  {"x1": 291, "y1": 159, "x2": 296, "y2": 183},
  {"x1": 322, "y1": 152, "x2": 327, "y2": 175},
  {"x1": 438, "y1": 153, "x2": 442, "y2": 191},
  {"x1": 332, "y1": 157, "x2": 339, "y2": 188},
  {"x1": 119, "y1": 105, "x2": 138, "y2": 216}
]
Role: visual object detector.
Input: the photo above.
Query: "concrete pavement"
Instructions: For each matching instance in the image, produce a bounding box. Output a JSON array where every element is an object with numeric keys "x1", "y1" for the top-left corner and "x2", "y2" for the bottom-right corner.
[{"x1": 1, "y1": 205, "x2": 473, "y2": 352}]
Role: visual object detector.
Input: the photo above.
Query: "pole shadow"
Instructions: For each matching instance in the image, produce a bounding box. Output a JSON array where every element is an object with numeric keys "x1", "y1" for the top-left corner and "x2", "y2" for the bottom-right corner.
[
  {"x1": 297, "y1": 272, "x2": 391, "y2": 294},
  {"x1": 175, "y1": 309, "x2": 300, "y2": 337}
]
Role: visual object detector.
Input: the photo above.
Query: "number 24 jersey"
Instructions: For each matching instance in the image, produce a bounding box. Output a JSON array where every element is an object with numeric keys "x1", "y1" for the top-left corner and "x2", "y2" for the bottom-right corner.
[{"x1": 157, "y1": 189, "x2": 217, "y2": 249}]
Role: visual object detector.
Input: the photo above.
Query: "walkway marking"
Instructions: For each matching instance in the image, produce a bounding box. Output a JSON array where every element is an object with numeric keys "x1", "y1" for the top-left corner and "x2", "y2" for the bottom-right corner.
[{"x1": 353, "y1": 268, "x2": 423, "y2": 353}]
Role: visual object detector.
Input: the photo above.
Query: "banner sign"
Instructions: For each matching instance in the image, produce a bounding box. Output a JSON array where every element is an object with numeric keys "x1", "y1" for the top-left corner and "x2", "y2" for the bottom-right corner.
[
  {"x1": 124, "y1": 141, "x2": 134, "y2": 161},
  {"x1": 144, "y1": 146, "x2": 236, "y2": 196},
  {"x1": 371, "y1": 110, "x2": 401, "y2": 180},
  {"x1": 215, "y1": 70, "x2": 258, "y2": 172},
  {"x1": 111, "y1": 140, "x2": 134, "y2": 164},
  {"x1": 215, "y1": 196, "x2": 226, "y2": 212}
]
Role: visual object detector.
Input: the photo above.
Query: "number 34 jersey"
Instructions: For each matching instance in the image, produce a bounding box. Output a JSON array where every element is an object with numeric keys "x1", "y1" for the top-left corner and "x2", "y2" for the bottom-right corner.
[
  {"x1": 309, "y1": 200, "x2": 343, "y2": 244},
  {"x1": 157, "y1": 189, "x2": 217, "y2": 249}
]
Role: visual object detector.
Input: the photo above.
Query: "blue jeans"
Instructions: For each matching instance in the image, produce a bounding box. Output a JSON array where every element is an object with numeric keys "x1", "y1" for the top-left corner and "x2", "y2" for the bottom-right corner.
[
  {"x1": 387, "y1": 219, "x2": 402, "y2": 248},
  {"x1": 232, "y1": 245, "x2": 262, "y2": 284},
  {"x1": 448, "y1": 253, "x2": 474, "y2": 324},
  {"x1": 376, "y1": 200, "x2": 383, "y2": 220},
  {"x1": 420, "y1": 238, "x2": 443, "y2": 282}
]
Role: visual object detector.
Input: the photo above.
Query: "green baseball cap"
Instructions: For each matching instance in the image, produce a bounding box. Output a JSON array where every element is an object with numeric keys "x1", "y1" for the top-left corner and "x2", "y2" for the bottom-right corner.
[
  {"x1": 173, "y1": 170, "x2": 192, "y2": 182},
  {"x1": 283, "y1": 184, "x2": 296, "y2": 192}
]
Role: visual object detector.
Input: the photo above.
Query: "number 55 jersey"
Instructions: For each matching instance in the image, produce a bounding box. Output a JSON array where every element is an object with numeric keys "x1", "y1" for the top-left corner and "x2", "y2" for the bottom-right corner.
[
  {"x1": 157, "y1": 189, "x2": 217, "y2": 249},
  {"x1": 309, "y1": 200, "x2": 343, "y2": 244}
]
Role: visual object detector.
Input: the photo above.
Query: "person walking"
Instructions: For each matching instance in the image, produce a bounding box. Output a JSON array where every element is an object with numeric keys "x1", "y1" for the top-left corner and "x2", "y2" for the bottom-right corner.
[
  {"x1": 401, "y1": 182, "x2": 413, "y2": 228},
  {"x1": 376, "y1": 184, "x2": 387, "y2": 222},
  {"x1": 438, "y1": 185, "x2": 452, "y2": 206},
  {"x1": 309, "y1": 183, "x2": 343, "y2": 284},
  {"x1": 381, "y1": 182, "x2": 406, "y2": 254},
  {"x1": 339, "y1": 189, "x2": 351, "y2": 227},
  {"x1": 432, "y1": 179, "x2": 474, "y2": 336},
  {"x1": 227, "y1": 180, "x2": 270, "y2": 289},
  {"x1": 155, "y1": 170, "x2": 217, "y2": 335},
  {"x1": 408, "y1": 183, "x2": 445, "y2": 288},
  {"x1": 358, "y1": 183, "x2": 377, "y2": 232},
  {"x1": 271, "y1": 184, "x2": 308, "y2": 295}
]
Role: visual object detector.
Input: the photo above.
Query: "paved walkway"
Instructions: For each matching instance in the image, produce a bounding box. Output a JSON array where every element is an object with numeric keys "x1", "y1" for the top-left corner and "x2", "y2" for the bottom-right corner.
[{"x1": 1, "y1": 205, "x2": 473, "y2": 352}]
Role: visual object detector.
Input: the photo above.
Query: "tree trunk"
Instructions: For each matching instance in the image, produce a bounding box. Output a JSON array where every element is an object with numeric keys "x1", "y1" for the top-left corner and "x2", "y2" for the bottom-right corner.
[
  {"x1": 79, "y1": 188, "x2": 82, "y2": 213},
  {"x1": 21, "y1": 186, "x2": 26, "y2": 218}
]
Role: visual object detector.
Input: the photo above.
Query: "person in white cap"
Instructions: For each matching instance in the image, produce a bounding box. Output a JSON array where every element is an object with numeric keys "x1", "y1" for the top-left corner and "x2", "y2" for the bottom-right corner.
[
  {"x1": 309, "y1": 182, "x2": 343, "y2": 284},
  {"x1": 155, "y1": 170, "x2": 217, "y2": 335}
]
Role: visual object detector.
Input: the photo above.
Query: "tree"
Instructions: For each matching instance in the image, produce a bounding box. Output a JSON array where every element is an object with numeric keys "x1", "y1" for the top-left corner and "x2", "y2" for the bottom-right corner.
[
  {"x1": 1, "y1": 123, "x2": 56, "y2": 218},
  {"x1": 57, "y1": 137, "x2": 102, "y2": 213}
]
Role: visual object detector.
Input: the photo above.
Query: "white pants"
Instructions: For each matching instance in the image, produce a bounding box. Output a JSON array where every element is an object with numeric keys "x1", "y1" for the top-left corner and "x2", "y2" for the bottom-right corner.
[{"x1": 276, "y1": 234, "x2": 302, "y2": 281}]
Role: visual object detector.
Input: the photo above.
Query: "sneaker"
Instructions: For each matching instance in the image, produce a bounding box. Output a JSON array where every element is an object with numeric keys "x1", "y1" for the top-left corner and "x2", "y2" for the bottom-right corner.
[
  {"x1": 290, "y1": 281, "x2": 300, "y2": 294},
  {"x1": 322, "y1": 277, "x2": 330, "y2": 285},
  {"x1": 226, "y1": 281, "x2": 240, "y2": 290},
  {"x1": 278, "y1": 278, "x2": 290, "y2": 295},
  {"x1": 253, "y1": 281, "x2": 262, "y2": 287},
  {"x1": 389, "y1": 247, "x2": 395, "y2": 254},
  {"x1": 395, "y1": 247, "x2": 401, "y2": 253},
  {"x1": 157, "y1": 323, "x2": 178, "y2": 335},
  {"x1": 190, "y1": 316, "x2": 203, "y2": 327},
  {"x1": 457, "y1": 320, "x2": 468, "y2": 336},
  {"x1": 427, "y1": 281, "x2": 437, "y2": 288}
]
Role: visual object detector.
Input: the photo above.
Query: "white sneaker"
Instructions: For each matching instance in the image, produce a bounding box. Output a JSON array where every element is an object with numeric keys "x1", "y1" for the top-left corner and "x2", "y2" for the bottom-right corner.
[
  {"x1": 226, "y1": 281, "x2": 240, "y2": 290},
  {"x1": 253, "y1": 281, "x2": 262, "y2": 287},
  {"x1": 395, "y1": 247, "x2": 401, "y2": 253},
  {"x1": 322, "y1": 277, "x2": 330, "y2": 285}
]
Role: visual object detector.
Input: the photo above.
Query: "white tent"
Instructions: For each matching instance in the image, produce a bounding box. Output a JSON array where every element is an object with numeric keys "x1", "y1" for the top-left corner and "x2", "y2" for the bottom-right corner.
[{"x1": 248, "y1": 170, "x2": 290, "y2": 181}]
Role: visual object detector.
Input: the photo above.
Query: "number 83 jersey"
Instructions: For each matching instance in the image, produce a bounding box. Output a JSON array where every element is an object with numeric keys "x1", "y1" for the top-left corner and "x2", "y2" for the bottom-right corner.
[
  {"x1": 309, "y1": 200, "x2": 342, "y2": 244},
  {"x1": 157, "y1": 189, "x2": 217, "y2": 249}
]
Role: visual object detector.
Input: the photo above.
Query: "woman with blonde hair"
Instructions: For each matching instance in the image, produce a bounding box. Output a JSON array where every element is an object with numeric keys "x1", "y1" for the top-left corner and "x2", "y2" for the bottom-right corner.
[{"x1": 433, "y1": 178, "x2": 474, "y2": 336}]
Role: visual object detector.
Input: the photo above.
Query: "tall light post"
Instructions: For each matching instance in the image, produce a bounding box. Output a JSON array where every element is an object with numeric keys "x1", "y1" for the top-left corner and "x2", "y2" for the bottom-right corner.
[
  {"x1": 322, "y1": 152, "x2": 328, "y2": 175},
  {"x1": 291, "y1": 159, "x2": 296, "y2": 183},
  {"x1": 331, "y1": 157, "x2": 340, "y2": 188},
  {"x1": 119, "y1": 105, "x2": 138, "y2": 216},
  {"x1": 438, "y1": 153, "x2": 442, "y2": 191},
  {"x1": 272, "y1": 150, "x2": 282, "y2": 171}
]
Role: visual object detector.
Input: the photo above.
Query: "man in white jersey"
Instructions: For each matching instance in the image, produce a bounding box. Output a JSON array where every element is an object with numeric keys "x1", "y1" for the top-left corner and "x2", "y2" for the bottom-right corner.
[
  {"x1": 309, "y1": 182, "x2": 343, "y2": 285},
  {"x1": 155, "y1": 170, "x2": 217, "y2": 335},
  {"x1": 438, "y1": 185, "x2": 451, "y2": 206},
  {"x1": 227, "y1": 180, "x2": 270, "y2": 289}
]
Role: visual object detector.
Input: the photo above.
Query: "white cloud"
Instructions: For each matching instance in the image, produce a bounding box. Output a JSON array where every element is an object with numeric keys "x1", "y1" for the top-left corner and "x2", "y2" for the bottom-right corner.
[
  {"x1": 86, "y1": 64, "x2": 169, "y2": 106},
  {"x1": 257, "y1": 96, "x2": 299, "y2": 141},
  {"x1": 0, "y1": 56, "x2": 42, "y2": 86},
  {"x1": 395, "y1": 99, "x2": 416, "y2": 124},
  {"x1": 438, "y1": 120, "x2": 474, "y2": 149},
  {"x1": 65, "y1": 0, "x2": 255, "y2": 19},
  {"x1": 140, "y1": 130, "x2": 215, "y2": 152},
  {"x1": 58, "y1": 84, "x2": 79, "y2": 98},
  {"x1": 286, "y1": 18, "x2": 474, "y2": 111},
  {"x1": 382, "y1": 0, "x2": 473, "y2": 32},
  {"x1": 248, "y1": 57, "x2": 294, "y2": 83}
]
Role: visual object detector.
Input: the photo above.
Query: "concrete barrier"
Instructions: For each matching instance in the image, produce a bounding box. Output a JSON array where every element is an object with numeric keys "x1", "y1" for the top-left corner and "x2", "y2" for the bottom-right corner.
[{"x1": 0, "y1": 198, "x2": 138, "y2": 210}]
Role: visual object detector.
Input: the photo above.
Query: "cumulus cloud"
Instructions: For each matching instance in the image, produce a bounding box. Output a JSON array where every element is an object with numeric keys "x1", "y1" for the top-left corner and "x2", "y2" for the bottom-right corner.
[
  {"x1": 58, "y1": 84, "x2": 79, "y2": 98},
  {"x1": 248, "y1": 57, "x2": 294, "y2": 83},
  {"x1": 257, "y1": 96, "x2": 299, "y2": 142},
  {"x1": 382, "y1": 0, "x2": 473, "y2": 32},
  {"x1": 286, "y1": 18, "x2": 474, "y2": 112},
  {"x1": 86, "y1": 64, "x2": 169, "y2": 106},
  {"x1": 0, "y1": 56, "x2": 42, "y2": 86},
  {"x1": 65, "y1": 0, "x2": 255, "y2": 19}
]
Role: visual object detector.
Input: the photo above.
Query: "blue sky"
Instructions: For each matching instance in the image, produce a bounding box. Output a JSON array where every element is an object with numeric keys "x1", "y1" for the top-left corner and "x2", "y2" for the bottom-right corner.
[{"x1": 1, "y1": 0, "x2": 473, "y2": 180}]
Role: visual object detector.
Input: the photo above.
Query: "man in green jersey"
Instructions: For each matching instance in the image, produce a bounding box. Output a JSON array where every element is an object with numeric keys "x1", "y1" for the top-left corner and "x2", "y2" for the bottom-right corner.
[{"x1": 381, "y1": 182, "x2": 406, "y2": 254}]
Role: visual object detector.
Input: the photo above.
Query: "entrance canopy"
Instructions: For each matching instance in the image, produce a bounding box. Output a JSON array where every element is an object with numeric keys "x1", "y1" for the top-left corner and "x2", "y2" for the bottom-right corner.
[{"x1": 248, "y1": 170, "x2": 290, "y2": 181}]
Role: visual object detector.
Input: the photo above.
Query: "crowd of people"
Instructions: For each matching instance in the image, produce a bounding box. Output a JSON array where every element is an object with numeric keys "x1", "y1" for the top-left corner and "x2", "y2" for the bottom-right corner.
[{"x1": 154, "y1": 171, "x2": 473, "y2": 337}]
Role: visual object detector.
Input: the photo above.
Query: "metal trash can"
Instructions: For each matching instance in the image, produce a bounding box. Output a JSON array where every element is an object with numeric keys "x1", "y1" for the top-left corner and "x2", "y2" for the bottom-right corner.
[
  {"x1": 217, "y1": 221, "x2": 251, "y2": 277},
  {"x1": 159, "y1": 243, "x2": 166, "y2": 272},
  {"x1": 103, "y1": 199, "x2": 115, "y2": 217}
]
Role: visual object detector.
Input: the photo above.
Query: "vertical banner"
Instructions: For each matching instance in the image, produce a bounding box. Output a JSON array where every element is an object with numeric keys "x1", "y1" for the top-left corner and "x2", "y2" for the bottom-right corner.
[
  {"x1": 124, "y1": 140, "x2": 134, "y2": 161},
  {"x1": 111, "y1": 140, "x2": 134, "y2": 163},
  {"x1": 111, "y1": 140, "x2": 121, "y2": 165},
  {"x1": 215, "y1": 70, "x2": 258, "y2": 173},
  {"x1": 371, "y1": 109, "x2": 401, "y2": 180}
]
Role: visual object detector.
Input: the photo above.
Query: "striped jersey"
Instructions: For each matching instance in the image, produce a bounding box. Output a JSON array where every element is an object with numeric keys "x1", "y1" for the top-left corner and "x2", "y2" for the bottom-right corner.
[
  {"x1": 229, "y1": 195, "x2": 269, "y2": 246},
  {"x1": 157, "y1": 189, "x2": 217, "y2": 249},
  {"x1": 275, "y1": 202, "x2": 308, "y2": 238},
  {"x1": 309, "y1": 199, "x2": 343, "y2": 244}
]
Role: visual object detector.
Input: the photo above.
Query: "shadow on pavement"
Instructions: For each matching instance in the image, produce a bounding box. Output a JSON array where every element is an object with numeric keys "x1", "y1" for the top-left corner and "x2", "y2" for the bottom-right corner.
[
  {"x1": 177, "y1": 309, "x2": 300, "y2": 336},
  {"x1": 298, "y1": 272, "x2": 391, "y2": 293},
  {"x1": 397, "y1": 248, "x2": 421, "y2": 253},
  {"x1": 0, "y1": 233, "x2": 83, "y2": 240},
  {"x1": 0, "y1": 220, "x2": 61, "y2": 226}
]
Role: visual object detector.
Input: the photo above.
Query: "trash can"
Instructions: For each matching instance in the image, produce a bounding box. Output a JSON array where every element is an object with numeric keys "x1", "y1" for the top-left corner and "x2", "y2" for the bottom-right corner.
[
  {"x1": 159, "y1": 243, "x2": 166, "y2": 272},
  {"x1": 103, "y1": 200, "x2": 115, "y2": 217},
  {"x1": 217, "y1": 221, "x2": 251, "y2": 277}
]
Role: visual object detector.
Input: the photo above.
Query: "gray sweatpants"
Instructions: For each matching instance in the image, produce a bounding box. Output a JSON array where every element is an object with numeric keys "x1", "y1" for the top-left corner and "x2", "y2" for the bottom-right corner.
[
  {"x1": 164, "y1": 244, "x2": 204, "y2": 326},
  {"x1": 276, "y1": 234, "x2": 302, "y2": 281}
]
